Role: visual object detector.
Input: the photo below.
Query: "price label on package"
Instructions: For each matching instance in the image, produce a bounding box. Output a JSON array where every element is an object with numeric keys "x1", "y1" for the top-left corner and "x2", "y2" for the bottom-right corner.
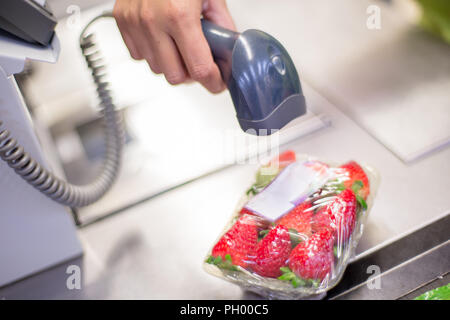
[{"x1": 244, "y1": 161, "x2": 330, "y2": 222}]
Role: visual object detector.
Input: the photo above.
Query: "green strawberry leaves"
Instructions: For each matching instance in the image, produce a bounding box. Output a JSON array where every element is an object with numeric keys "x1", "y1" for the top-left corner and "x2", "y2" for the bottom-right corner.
[
  {"x1": 351, "y1": 180, "x2": 364, "y2": 193},
  {"x1": 288, "y1": 228, "x2": 303, "y2": 248},
  {"x1": 278, "y1": 267, "x2": 321, "y2": 288},
  {"x1": 258, "y1": 229, "x2": 269, "y2": 240},
  {"x1": 356, "y1": 194, "x2": 367, "y2": 210},
  {"x1": 246, "y1": 184, "x2": 260, "y2": 196},
  {"x1": 258, "y1": 227, "x2": 304, "y2": 246},
  {"x1": 206, "y1": 254, "x2": 239, "y2": 271},
  {"x1": 320, "y1": 179, "x2": 345, "y2": 194},
  {"x1": 246, "y1": 167, "x2": 280, "y2": 196},
  {"x1": 335, "y1": 182, "x2": 346, "y2": 192},
  {"x1": 278, "y1": 267, "x2": 305, "y2": 288},
  {"x1": 352, "y1": 180, "x2": 368, "y2": 210},
  {"x1": 255, "y1": 169, "x2": 278, "y2": 189}
]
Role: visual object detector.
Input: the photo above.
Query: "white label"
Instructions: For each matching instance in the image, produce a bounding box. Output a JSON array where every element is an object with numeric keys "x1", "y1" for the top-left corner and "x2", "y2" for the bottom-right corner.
[{"x1": 245, "y1": 161, "x2": 330, "y2": 221}]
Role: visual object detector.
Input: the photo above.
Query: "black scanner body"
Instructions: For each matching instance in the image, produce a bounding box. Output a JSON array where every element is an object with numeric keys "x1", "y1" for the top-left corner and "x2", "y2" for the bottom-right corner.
[{"x1": 201, "y1": 20, "x2": 306, "y2": 135}]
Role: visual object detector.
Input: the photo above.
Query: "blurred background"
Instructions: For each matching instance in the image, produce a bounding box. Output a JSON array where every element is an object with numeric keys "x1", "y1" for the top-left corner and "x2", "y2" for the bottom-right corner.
[{"x1": 0, "y1": 0, "x2": 449, "y2": 299}]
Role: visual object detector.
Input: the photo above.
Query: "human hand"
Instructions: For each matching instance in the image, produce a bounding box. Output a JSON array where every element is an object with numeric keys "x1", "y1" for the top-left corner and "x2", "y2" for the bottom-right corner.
[{"x1": 113, "y1": 0, "x2": 236, "y2": 93}]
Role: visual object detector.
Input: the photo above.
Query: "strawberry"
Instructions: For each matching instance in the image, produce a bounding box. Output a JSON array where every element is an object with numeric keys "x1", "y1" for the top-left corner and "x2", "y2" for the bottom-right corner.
[
  {"x1": 262, "y1": 150, "x2": 296, "y2": 174},
  {"x1": 239, "y1": 207, "x2": 255, "y2": 216},
  {"x1": 312, "y1": 189, "x2": 357, "y2": 242},
  {"x1": 268, "y1": 150, "x2": 296, "y2": 168},
  {"x1": 211, "y1": 214, "x2": 258, "y2": 268},
  {"x1": 276, "y1": 201, "x2": 313, "y2": 236},
  {"x1": 288, "y1": 229, "x2": 334, "y2": 280},
  {"x1": 339, "y1": 161, "x2": 370, "y2": 200},
  {"x1": 252, "y1": 225, "x2": 291, "y2": 278}
]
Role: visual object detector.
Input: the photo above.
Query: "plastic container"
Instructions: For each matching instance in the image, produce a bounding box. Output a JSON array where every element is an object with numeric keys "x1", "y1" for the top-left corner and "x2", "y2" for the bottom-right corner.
[{"x1": 204, "y1": 150, "x2": 379, "y2": 299}]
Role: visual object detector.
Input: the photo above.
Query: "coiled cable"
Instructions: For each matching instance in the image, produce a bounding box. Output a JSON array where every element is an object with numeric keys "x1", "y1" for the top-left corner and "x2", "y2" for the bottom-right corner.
[{"x1": 0, "y1": 12, "x2": 124, "y2": 207}]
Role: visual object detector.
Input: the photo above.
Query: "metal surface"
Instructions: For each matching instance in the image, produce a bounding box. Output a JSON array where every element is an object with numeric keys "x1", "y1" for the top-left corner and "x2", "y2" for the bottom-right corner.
[
  {"x1": 0, "y1": 33, "x2": 82, "y2": 287},
  {"x1": 2, "y1": 81, "x2": 449, "y2": 298},
  {"x1": 69, "y1": 78, "x2": 449, "y2": 297},
  {"x1": 235, "y1": 0, "x2": 450, "y2": 163},
  {"x1": 332, "y1": 241, "x2": 450, "y2": 300},
  {"x1": 398, "y1": 272, "x2": 450, "y2": 300},
  {"x1": 328, "y1": 214, "x2": 450, "y2": 299}
]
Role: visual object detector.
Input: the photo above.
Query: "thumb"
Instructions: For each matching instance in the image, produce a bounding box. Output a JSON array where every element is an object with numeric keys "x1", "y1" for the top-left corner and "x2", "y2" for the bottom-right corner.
[{"x1": 202, "y1": 0, "x2": 236, "y2": 31}]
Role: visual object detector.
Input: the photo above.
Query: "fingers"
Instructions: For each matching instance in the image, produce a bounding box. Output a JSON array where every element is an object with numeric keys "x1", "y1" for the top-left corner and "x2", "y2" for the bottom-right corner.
[
  {"x1": 139, "y1": 1, "x2": 188, "y2": 84},
  {"x1": 113, "y1": 0, "x2": 234, "y2": 93},
  {"x1": 114, "y1": 0, "x2": 163, "y2": 74},
  {"x1": 113, "y1": 1, "x2": 142, "y2": 60},
  {"x1": 169, "y1": 18, "x2": 225, "y2": 93},
  {"x1": 148, "y1": 31, "x2": 189, "y2": 85},
  {"x1": 203, "y1": 0, "x2": 236, "y2": 31}
]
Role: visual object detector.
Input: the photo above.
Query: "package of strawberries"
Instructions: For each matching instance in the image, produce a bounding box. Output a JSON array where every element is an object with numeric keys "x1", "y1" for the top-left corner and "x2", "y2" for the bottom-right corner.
[{"x1": 204, "y1": 150, "x2": 379, "y2": 299}]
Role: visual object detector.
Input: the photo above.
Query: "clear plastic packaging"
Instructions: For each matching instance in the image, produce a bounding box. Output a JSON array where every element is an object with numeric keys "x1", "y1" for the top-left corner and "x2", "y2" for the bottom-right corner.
[{"x1": 204, "y1": 150, "x2": 379, "y2": 299}]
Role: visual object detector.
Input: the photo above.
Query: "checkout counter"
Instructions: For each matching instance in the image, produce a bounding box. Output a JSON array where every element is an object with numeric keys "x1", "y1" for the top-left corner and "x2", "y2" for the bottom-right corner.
[{"x1": 0, "y1": 0, "x2": 448, "y2": 299}]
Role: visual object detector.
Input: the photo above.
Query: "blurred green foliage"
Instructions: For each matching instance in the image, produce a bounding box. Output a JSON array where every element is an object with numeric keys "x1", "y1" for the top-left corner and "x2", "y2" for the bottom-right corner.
[
  {"x1": 414, "y1": 283, "x2": 450, "y2": 300},
  {"x1": 415, "y1": 0, "x2": 450, "y2": 44}
]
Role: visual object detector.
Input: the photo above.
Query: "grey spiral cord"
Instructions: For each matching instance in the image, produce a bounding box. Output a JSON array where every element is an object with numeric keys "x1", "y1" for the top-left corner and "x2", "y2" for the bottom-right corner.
[{"x1": 0, "y1": 12, "x2": 124, "y2": 207}]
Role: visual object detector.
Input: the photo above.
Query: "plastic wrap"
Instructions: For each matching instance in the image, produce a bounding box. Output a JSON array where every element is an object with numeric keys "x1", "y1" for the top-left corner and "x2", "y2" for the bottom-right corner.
[{"x1": 204, "y1": 150, "x2": 379, "y2": 299}]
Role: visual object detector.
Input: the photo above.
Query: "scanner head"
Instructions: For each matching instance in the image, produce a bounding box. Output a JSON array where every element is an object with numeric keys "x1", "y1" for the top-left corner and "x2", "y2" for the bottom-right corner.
[
  {"x1": 201, "y1": 20, "x2": 306, "y2": 136},
  {"x1": 229, "y1": 29, "x2": 306, "y2": 135}
]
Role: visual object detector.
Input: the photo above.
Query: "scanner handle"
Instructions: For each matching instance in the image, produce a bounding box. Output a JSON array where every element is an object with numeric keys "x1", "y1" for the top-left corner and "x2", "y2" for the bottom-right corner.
[{"x1": 201, "y1": 19, "x2": 239, "y2": 63}]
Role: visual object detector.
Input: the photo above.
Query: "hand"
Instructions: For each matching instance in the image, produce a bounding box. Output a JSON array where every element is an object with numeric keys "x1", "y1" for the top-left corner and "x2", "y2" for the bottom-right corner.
[{"x1": 113, "y1": 0, "x2": 236, "y2": 93}]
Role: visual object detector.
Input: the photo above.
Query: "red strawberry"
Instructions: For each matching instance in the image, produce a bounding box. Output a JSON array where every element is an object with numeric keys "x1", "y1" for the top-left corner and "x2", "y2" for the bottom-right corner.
[
  {"x1": 312, "y1": 189, "x2": 357, "y2": 242},
  {"x1": 239, "y1": 207, "x2": 255, "y2": 216},
  {"x1": 267, "y1": 150, "x2": 296, "y2": 169},
  {"x1": 276, "y1": 201, "x2": 313, "y2": 236},
  {"x1": 211, "y1": 214, "x2": 258, "y2": 267},
  {"x1": 288, "y1": 229, "x2": 334, "y2": 280},
  {"x1": 312, "y1": 206, "x2": 332, "y2": 233},
  {"x1": 339, "y1": 161, "x2": 370, "y2": 200},
  {"x1": 252, "y1": 225, "x2": 292, "y2": 277}
]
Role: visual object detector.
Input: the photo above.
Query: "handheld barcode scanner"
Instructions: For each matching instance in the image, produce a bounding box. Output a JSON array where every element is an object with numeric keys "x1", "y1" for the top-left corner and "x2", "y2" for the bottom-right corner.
[{"x1": 201, "y1": 20, "x2": 307, "y2": 135}]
